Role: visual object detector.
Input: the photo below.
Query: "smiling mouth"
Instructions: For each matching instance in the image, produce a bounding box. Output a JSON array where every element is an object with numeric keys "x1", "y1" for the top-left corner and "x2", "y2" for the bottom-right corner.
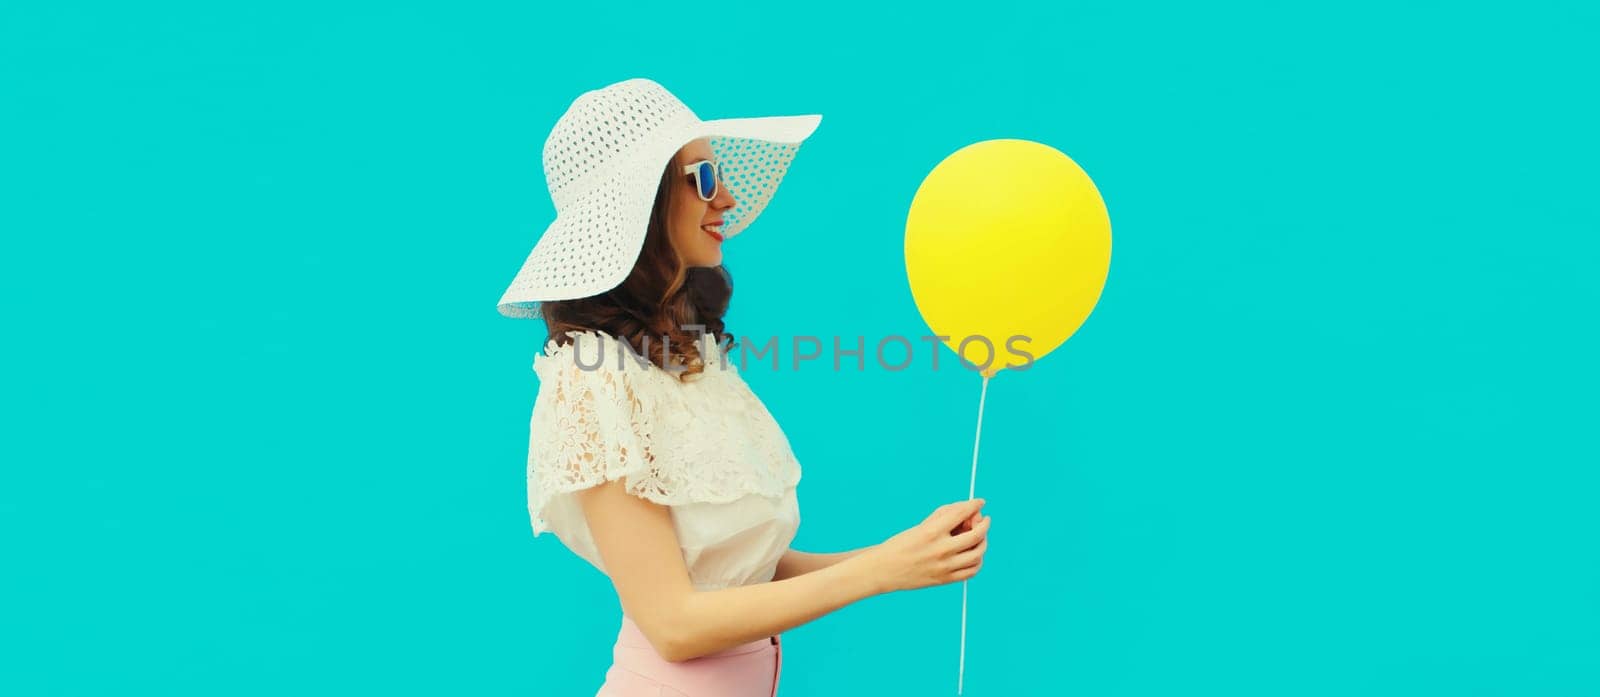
[{"x1": 701, "y1": 224, "x2": 724, "y2": 242}]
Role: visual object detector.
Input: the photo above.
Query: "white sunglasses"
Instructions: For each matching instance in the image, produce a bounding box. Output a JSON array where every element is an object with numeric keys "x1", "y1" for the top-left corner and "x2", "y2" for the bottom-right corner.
[{"x1": 681, "y1": 159, "x2": 724, "y2": 202}]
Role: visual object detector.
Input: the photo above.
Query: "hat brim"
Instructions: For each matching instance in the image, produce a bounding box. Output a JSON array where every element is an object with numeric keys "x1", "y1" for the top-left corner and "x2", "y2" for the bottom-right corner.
[
  {"x1": 696, "y1": 114, "x2": 822, "y2": 144},
  {"x1": 498, "y1": 114, "x2": 823, "y2": 319}
]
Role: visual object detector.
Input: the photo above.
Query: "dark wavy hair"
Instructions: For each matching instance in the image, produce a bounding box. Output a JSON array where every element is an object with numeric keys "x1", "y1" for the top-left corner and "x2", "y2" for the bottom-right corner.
[{"x1": 540, "y1": 154, "x2": 737, "y2": 380}]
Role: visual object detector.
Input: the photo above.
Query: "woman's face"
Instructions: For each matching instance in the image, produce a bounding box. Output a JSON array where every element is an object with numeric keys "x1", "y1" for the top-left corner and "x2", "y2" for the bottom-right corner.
[{"x1": 668, "y1": 138, "x2": 738, "y2": 268}]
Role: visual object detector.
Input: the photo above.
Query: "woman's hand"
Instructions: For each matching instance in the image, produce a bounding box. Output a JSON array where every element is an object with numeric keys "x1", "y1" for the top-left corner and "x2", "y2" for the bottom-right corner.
[{"x1": 860, "y1": 498, "x2": 991, "y2": 593}]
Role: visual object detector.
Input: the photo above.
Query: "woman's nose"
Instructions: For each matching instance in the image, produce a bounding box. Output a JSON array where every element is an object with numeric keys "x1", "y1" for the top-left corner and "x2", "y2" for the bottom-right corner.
[{"x1": 713, "y1": 177, "x2": 738, "y2": 210}]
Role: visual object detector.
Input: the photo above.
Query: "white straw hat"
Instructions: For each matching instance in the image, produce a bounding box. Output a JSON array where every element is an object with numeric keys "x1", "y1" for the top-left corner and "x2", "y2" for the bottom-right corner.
[{"x1": 497, "y1": 77, "x2": 822, "y2": 319}]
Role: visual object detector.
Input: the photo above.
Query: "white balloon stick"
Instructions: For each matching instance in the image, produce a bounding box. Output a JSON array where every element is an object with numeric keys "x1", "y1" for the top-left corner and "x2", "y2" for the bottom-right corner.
[{"x1": 959, "y1": 373, "x2": 990, "y2": 695}]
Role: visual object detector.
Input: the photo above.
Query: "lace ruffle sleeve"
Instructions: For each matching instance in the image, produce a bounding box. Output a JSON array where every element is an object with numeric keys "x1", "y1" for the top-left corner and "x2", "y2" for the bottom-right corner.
[
  {"x1": 525, "y1": 330, "x2": 669, "y2": 536},
  {"x1": 525, "y1": 329, "x2": 802, "y2": 540}
]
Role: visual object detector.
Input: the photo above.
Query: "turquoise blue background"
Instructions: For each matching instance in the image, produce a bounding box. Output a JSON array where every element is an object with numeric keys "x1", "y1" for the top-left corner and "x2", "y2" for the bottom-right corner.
[{"x1": 3, "y1": 1, "x2": 1596, "y2": 695}]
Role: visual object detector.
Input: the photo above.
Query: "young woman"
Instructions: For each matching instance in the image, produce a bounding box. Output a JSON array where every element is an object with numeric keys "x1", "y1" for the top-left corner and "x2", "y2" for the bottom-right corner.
[{"x1": 498, "y1": 78, "x2": 990, "y2": 697}]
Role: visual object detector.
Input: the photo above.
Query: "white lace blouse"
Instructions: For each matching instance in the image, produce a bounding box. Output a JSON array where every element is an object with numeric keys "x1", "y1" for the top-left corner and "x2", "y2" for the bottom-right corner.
[{"x1": 525, "y1": 329, "x2": 803, "y2": 591}]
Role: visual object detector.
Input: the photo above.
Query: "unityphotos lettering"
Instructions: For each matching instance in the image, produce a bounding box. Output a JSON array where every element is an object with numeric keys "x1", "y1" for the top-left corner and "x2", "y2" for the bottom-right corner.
[{"x1": 565, "y1": 324, "x2": 1039, "y2": 375}]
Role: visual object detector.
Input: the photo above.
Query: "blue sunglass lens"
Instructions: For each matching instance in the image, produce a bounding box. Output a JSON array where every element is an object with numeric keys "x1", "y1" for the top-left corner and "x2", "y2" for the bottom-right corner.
[{"x1": 697, "y1": 161, "x2": 717, "y2": 199}]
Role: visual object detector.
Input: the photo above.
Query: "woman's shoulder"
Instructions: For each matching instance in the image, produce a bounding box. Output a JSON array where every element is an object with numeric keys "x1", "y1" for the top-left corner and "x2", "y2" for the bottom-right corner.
[
  {"x1": 524, "y1": 328, "x2": 801, "y2": 514},
  {"x1": 534, "y1": 328, "x2": 653, "y2": 380},
  {"x1": 535, "y1": 327, "x2": 610, "y2": 363}
]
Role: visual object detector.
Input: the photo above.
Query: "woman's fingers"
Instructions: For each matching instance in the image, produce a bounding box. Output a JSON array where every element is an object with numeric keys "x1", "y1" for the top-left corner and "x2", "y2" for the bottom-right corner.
[
  {"x1": 952, "y1": 510, "x2": 985, "y2": 535},
  {"x1": 948, "y1": 557, "x2": 984, "y2": 581},
  {"x1": 942, "y1": 514, "x2": 990, "y2": 553},
  {"x1": 926, "y1": 498, "x2": 986, "y2": 534},
  {"x1": 945, "y1": 535, "x2": 988, "y2": 571},
  {"x1": 934, "y1": 498, "x2": 979, "y2": 530}
]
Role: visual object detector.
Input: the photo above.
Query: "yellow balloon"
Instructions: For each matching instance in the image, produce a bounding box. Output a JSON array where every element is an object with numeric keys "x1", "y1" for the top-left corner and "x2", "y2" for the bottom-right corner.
[{"x1": 905, "y1": 139, "x2": 1112, "y2": 377}]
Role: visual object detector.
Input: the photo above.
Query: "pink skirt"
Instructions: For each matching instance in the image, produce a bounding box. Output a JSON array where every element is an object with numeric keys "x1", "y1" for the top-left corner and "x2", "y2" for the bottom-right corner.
[{"x1": 595, "y1": 615, "x2": 782, "y2": 697}]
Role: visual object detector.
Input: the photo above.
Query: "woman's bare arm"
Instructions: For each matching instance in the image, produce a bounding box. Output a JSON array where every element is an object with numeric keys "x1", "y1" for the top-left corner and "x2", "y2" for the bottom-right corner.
[
  {"x1": 773, "y1": 547, "x2": 873, "y2": 581},
  {"x1": 774, "y1": 506, "x2": 984, "y2": 581},
  {"x1": 575, "y1": 478, "x2": 988, "y2": 662},
  {"x1": 576, "y1": 479, "x2": 878, "y2": 661}
]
